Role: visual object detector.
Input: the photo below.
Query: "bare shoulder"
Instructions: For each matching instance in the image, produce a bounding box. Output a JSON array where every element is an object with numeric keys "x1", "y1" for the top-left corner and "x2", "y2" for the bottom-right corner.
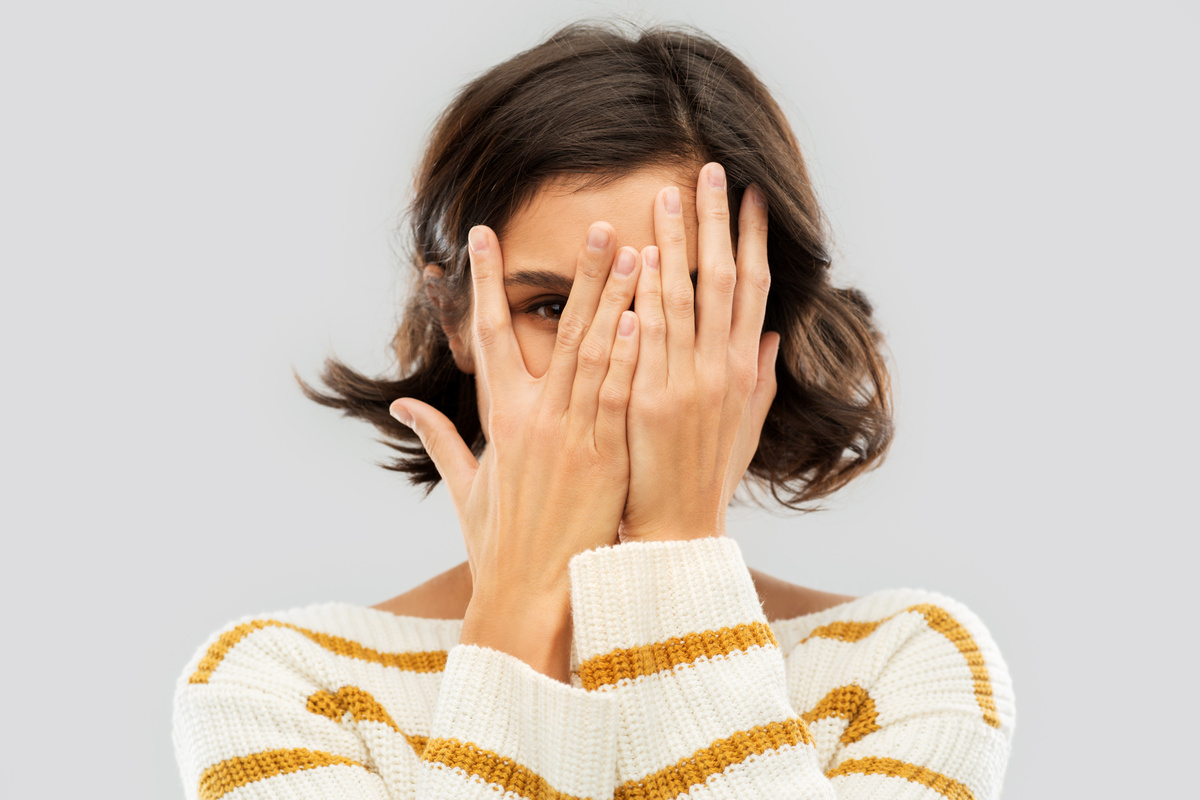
[
  {"x1": 371, "y1": 561, "x2": 472, "y2": 621},
  {"x1": 747, "y1": 567, "x2": 857, "y2": 622}
]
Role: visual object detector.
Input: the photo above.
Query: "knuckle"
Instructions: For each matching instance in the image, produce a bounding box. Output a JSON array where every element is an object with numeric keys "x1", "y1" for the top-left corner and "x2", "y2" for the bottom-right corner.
[
  {"x1": 474, "y1": 314, "x2": 503, "y2": 348},
  {"x1": 470, "y1": 259, "x2": 494, "y2": 282},
  {"x1": 711, "y1": 263, "x2": 738, "y2": 295},
  {"x1": 707, "y1": 203, "x2": 730, "y2": 223},
  {"x1": 608, "y1": 341, "x2": 636, "y2": 370},
  {"x1": 555, "y1": 314, "x2": 588, "y2": 349},
  {"x1": 641, "y1": 313, "x2": 666, "y2": 339},
  {"x1": 665, "y1": 286, "x2": 695, "y2": 314},
  {"x1": 577, "y1": 337, "x2": 609, "y2": 371},
  {"x1": 750, "y1": 265, "x2": 772, "y2": 295},
  {"x1": 578, "y1": 254, "x2": 607, "y2": 282},
  {"x1": 598, "y1": 383, "x2": 629, "y2": 413},
  {"x1": 663, "y1": 226, "x2": 688, "y2": 248},
  {"x1": 733, "y1": 365, "x2": 757, "y2": 395},
  {"x1": 601, "y1": 281, "x2": 628, "y2": 308},
  {"x1": 742, "y1": 213, "x2": 769, "y2": 236}
]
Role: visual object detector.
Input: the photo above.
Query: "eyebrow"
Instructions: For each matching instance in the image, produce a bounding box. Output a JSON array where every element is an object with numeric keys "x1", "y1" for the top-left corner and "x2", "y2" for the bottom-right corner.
[{"x1": 504, "y1": 268, "x2": 699, "y2": 294}]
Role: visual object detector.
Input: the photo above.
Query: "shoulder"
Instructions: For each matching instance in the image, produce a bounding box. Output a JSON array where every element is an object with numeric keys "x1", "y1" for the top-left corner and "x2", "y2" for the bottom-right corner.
[
  {"x1": 772, "y1": 587, "x2": 1016, "y2": 735},
  {"x1": 174, "y1": 602, "x2": 459, "y2": 691},
  {"x1": 771, "y1": 587, "x2": 1004, "y2": 650},
  {"x1": 747, "y1": 567, "x2": 857, "y2": 623},
  {"x1": 370, "y1": 561, "x2": 472, "y2": 621},
  {"x1": 172, "y1": 603, "x2": 457, "y2": 799}
]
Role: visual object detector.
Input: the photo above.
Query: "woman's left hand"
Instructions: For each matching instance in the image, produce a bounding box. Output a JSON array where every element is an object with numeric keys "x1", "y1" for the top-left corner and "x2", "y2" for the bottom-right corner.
[{"x1": 619, "y1": 162, "x2": 780, "y2": 543}]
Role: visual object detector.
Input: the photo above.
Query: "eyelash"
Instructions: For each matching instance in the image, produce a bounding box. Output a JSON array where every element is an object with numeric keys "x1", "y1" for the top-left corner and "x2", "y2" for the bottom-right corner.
[{"x1": 524, "y1": 297, "x2": 567, "y2": 323}]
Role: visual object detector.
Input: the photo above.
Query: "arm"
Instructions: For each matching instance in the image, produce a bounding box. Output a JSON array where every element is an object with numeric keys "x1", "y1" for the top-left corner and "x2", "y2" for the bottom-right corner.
[
  {"x1": 570, "y1": 536, "x2": 835, "y2": 799},
  {"x1": 569, "y1": 537, "x2": 1015, "y2": 799},
  {"x1": 172, "y1": 610, "x2": 621, "y2": 800},
  {"x1": 174, "y1": 219, "x2": 647, "y2": 800},
  {"x1": 586, "y1": 163, "x2": 1015, "y2": 794}
]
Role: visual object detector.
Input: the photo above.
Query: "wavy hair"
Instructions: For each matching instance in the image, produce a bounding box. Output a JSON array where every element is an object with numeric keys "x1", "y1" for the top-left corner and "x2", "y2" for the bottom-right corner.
[{"x1": 298, "y1": 21, "x2": 893, "y2": 510}]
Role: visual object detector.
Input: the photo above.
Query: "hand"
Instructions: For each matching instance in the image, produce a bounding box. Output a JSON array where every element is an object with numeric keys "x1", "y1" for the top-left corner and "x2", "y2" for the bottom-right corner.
[
  {"x1": 389, "y1": 223, "x2": 643, "y2": 680},
  {"x1": 619, "y1": 163, "x2": 779, "y2": 543}
]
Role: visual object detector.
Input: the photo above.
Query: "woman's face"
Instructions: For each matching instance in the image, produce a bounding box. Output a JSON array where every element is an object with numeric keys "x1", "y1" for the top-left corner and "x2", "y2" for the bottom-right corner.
[
  {"x1": 466, "y1": 165, "x2": 705, "y2": 435},
  {"x1": 492, "y1": 164, "x2": 703, "y2": 372}
]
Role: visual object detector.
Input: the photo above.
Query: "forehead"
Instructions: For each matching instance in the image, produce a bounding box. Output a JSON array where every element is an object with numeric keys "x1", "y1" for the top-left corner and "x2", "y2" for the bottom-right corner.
[{"x1": 500, "y1": 165, "x2": 700, "y2": 277}]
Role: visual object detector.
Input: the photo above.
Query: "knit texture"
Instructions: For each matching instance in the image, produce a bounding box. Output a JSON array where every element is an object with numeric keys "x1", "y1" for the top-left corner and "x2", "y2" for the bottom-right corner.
[{"x1": 173, "y1": 537, "x2": 1015, "y2": 799}]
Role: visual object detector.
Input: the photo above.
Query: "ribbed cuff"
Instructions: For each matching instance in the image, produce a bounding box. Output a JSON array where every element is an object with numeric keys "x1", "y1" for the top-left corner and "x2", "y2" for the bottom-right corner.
[
  {"x1": 426, "y1": 644, "x2": 618, "y2": 798},
  {"x1": 568, "y1": 536, "x2": 767, "y2": 662}
]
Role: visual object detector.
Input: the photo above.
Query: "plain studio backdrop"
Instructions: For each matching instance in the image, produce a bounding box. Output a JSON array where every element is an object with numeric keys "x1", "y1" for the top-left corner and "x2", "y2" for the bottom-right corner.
[{"x1": 2, "y1": 1, "x2": 1196, "y2": 797}]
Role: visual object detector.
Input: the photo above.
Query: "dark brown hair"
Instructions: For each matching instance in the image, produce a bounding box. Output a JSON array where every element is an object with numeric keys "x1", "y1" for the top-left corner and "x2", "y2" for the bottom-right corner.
[{"x1": 298, "y1": 20, "x2": 893, "y2": 510}]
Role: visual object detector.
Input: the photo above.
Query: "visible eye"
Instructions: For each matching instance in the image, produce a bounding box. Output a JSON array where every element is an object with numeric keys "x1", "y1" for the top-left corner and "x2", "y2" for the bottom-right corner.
[{"x1": 524, "y1": 297, "x2": 567, "y2": 323}]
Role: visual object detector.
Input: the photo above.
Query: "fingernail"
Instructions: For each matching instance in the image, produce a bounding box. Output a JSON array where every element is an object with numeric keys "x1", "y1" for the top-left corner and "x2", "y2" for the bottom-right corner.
[
  {"x1": 645, "y1": 246, "x2": 660, "y2": 270},
  {"x1": 587, "y1": 224, "x2": 610, "y2": 251},
  {"x1": 748, "y1": 184, "x2": 766, "y2": 208},
  {"x1": 664, "y1": 187, "x2": 681, "y2": 216},
  {"x1": 708, "y1": 163, "x2": 726, "y2": 189},
  {"x1": 615, "y1": 248, "x2": 635, "y2": 275},
  {"x1": 390, "y1": 402, "x2": 414, "y2": 427},
  {"x1": 618, "y1": 311, "x2": 635, "y2": 336},
  {"x1": 468, "y1": 227, "x2": 489, "y2": 254}
]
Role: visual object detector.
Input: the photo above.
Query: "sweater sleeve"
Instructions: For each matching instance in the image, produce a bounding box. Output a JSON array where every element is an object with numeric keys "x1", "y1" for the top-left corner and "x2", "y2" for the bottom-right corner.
[
  {"x1": 418, "y1": 644, "x2": 619, "y2": 798},
  {"x1": 172, "y1": 611, "x2": 619, "y2": 800},
  {"x1": 568, "y1": 537, "x2": 1015, "y2": 799}
]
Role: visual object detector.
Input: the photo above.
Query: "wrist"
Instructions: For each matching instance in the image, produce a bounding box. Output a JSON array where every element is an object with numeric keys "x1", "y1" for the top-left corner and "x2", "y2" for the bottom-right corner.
[
  {"x1": 618, "y1": 511, "x2": 727, "y2": 543},
  {"x1": 461, "y1": 585, "x2": 573, "y2": 682}
]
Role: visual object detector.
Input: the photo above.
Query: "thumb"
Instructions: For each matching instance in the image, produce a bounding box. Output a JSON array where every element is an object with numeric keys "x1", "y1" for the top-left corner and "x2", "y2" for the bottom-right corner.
[{"x1": 390, "y1": 398, "x2": 478, "y2": 505}]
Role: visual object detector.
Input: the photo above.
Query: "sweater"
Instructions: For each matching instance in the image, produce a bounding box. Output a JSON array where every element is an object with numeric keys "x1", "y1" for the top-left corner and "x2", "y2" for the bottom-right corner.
[{"x1": 172, "y1": 536, "x2": 1015, "y2": 799}]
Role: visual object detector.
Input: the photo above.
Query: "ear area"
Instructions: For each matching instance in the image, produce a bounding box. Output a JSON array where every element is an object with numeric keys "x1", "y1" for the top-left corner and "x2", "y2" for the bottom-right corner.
[{"x1": 422, "y1": 264, "x2": 476, "y2": 375}]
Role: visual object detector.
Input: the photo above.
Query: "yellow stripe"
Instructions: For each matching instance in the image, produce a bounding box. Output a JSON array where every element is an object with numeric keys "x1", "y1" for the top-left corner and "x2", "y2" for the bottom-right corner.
[
  {"x1": 308, "y1": 686, "x2": 428, "y2": 757},
  {"x1": 421, "y1": 737, "x2": 589, "y2": 800},
  {"x1": 197, "y1": 747, "x2": 369, "y2": 800},
  {"x1": 188, "y1": 619, "x2": 446, "y2": 684},
  {"x1": 800, "y1": 684, "x2": 880, "y2": 745},
  {"x1": 800, "y1": 619, "x2": 882, "y2": 644},
  {"x1": 799, "y1": 604, "x2": 1001, "y2": 729},
  {"x1": 614, "y1": 718, "x2": 812, "y2": 800},
  {"x1": 827, "y1": 756, "x2": 976, "y2": 800},
  {"x1": 579, "y1": 621, "x2": 778, "y2": 690},
  {"x1": 908, "y1": 604, "x2": 1001, "y2": 729}
]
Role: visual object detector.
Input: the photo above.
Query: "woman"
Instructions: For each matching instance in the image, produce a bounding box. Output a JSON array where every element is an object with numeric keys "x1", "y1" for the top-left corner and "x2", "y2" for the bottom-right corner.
[{"x1": 173, "y1": 21, "x2": 1014, "y2": 800}]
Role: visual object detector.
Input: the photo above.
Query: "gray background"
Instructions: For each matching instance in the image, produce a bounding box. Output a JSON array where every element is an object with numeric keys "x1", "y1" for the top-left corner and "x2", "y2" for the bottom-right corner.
[{"x1": 2, "y1": 1, "x2": 1196, "y2": 797}]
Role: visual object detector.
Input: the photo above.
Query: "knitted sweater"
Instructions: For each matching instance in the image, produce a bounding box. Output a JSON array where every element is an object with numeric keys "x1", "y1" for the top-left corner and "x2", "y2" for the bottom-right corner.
[{"x1": 172, "y1": 536, "x2": 1015, "y2": 799}]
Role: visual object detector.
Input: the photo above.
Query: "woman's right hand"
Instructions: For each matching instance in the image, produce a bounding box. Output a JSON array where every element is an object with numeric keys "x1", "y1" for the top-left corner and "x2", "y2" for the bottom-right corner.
[{"x1": 388, "y1": 223, "x2": 642, "y2": 681}]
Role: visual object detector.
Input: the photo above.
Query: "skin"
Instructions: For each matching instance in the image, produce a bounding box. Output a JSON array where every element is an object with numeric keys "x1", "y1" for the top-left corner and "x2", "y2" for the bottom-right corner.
[{"x1": 379, "y1": 164, "x2": 854, "y2": 680}]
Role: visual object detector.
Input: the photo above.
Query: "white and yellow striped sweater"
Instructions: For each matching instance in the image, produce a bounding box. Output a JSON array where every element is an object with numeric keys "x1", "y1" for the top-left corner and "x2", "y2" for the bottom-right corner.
[{"x1": 172, "y1": 537, "x2": 1015, "y2": 799}]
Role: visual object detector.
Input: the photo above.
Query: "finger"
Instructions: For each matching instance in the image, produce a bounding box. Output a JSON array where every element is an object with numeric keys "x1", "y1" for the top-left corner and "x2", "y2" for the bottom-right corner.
[
  {"x1": 743, "y1": 331, "x2": 781, "y2": 440},
  {"x1": 694, "y1": 162, "x2": 737, "y2": 363},
  {"x1": 632, "y1": 245, "x2": 667, "y2": 392},
  {"x1": 722, "y1": 332, "x2": 780, "y2": 505},
  {"x1": 571, "y1": 246, "x2": 642, "y2": 423},
  {"x1": 390, "y1": 398, "x2": 478, "y2": 509},
  {"x1": 542, "y1": 222, "x2": 618, "y2": 409},
  {"x1": 467, "y1": 225, "x2": 524, "y2": 383},
  {"x1": 653, "y1": 184, "x2": 695, "y2": 371},
  {"x1": 730, "y1": 184, "x2": 772, "y2": 360},
  {"x1": 594, "y1": 310, "x2": 639, "y2": 451}
]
